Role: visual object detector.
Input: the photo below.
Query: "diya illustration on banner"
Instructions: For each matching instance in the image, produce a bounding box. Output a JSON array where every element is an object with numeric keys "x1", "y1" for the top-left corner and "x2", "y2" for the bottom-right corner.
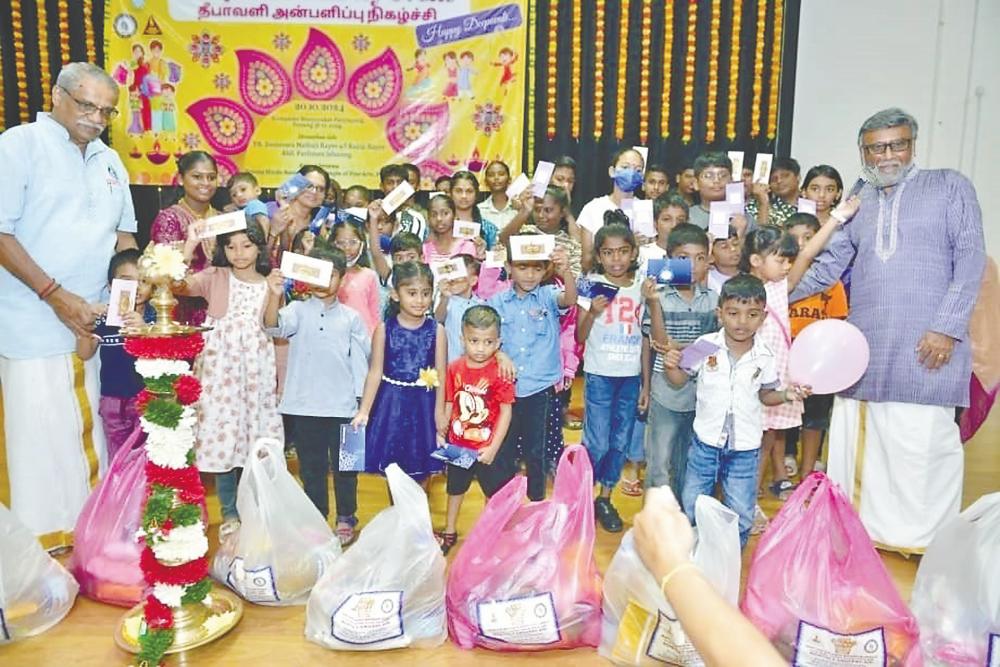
[{"x1": 105, "y1": 1, "x2": 528, "y2": 186}]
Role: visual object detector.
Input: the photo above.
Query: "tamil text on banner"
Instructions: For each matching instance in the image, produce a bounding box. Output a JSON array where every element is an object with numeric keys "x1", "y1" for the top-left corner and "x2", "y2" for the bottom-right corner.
[{"x1": 105, "y1": 0, "x2": 528, "y2": 187}]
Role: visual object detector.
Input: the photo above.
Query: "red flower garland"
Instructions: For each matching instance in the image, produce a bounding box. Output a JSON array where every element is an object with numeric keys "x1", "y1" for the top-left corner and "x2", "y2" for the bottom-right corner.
[
  {"x1": 146, "y1": 462, "x2": 203, "y2": 489},
  {"x1": 140, "y1": 548, "x2": 209, "y2": 586},
  {"x1": 136, "y1": 388, "x2": 155, "y2": 412},
  {"x1": 173, "y1": 374, "x2": 202, "y2": 405},
  {"x1": 125, "y1": 335, "x2": 205, "y2": 361},
  {"x1": 143, "y1": 595, "x2": 175, "y2": 629}
]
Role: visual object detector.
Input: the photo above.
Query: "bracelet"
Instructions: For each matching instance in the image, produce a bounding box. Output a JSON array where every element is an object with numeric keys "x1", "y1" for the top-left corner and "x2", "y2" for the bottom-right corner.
[
  {"x1": 659, "y1": 562, "x2": 699, "y2": 597},
  {"x1": 38, "y1": 278, "x2": 59, "y2": 300}
]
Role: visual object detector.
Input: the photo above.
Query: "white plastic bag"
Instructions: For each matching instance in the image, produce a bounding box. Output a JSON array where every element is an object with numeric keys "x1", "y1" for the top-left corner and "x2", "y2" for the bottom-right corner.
[
  {"x1": 911, "y1": 492, "x2": 1000, "y2": 666},
  {"x1": 211, "y1": 438, "x2": 340, "y2": 605},
  {"x1": 0, "y1": 503, "x2": 79, "y2": 642},
  {"x1": 599, "y1": 494, "x2": 740, "y2": 666},
  {"x1": 305, "y1": 464, "x2": 447, "y2": 651}
]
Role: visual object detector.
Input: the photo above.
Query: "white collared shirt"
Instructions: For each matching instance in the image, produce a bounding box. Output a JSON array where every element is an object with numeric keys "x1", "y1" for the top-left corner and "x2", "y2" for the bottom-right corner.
[{"x1": 688, "y1": 330, "x2": 778, "y2": 451}]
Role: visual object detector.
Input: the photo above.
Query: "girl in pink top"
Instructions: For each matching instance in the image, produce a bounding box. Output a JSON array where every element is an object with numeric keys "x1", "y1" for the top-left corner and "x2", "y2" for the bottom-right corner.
[
  {"x1": 422, "y1": 194, "x2": 484, "y2": 264},
  {"x1": 331, "y1": 220, "x2": 381, "y2": 334}
]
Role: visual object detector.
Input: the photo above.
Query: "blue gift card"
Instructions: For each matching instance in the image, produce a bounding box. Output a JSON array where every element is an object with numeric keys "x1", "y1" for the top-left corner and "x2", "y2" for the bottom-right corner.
[
  {"x1": 647, "y1": 258, "x2": 693, "y2": 286},
  {"x1": 430, "y1": 443, "x2": 478, "y2": 469},
  {"x1": 339, "y1": 424, "x2": 366, "y2": 472},
  {"x1": 586, "y1": 281, "x2": 621, "y2": 301},
  {"x1": 278, "y1": 173, "x2": 312, "y2": 201}
]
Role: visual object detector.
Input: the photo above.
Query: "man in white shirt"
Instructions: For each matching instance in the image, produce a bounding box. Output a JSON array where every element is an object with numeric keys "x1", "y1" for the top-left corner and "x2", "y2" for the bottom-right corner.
[{"x1": 0, "y1": 62, "x2": 137, "y2": 550}]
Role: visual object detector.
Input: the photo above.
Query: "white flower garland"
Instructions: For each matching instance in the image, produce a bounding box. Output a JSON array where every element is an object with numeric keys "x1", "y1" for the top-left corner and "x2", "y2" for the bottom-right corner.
[
  {"x1": 151, "y1": 521, "x2": 209, "y2": 564},
  {"x1": 152, "y1": 583, "x2": 187, "y2": 608},
  {"x1": 142, "y1": 408, "x2": 197, "y2": 469},
  {"x1": 135, "y1": 358, "x2": 192, "y2": 379}
]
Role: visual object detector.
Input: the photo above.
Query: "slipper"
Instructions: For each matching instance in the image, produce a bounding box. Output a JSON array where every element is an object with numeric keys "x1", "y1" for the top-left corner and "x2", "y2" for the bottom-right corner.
[{"x1": 619, "y1": 478, "x2": 644, "y2": 497}]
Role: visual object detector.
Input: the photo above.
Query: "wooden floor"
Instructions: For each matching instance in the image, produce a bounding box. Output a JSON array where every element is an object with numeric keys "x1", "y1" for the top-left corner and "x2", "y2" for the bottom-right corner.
[{"x1": 4, "y1": 393, "x2": 998, "y2": 666}]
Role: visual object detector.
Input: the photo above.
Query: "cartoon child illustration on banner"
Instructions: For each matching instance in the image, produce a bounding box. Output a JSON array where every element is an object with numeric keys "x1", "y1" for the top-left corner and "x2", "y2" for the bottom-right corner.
[{"x1": 493, "y1": 47, "x2": 517, "y2": 95}]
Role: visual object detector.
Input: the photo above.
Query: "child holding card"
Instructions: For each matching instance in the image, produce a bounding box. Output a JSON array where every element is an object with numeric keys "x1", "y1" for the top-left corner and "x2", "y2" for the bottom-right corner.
[
  {"x1": 708, "y1": 225, "x2": 741, "y2": 294},
  {"x1": 434, "y1": 305, "x2": 516, "y2": 554},
  {"x1": 75, "y1": 249, "x2": 155, "y2": 461},
  {"x1": 435, "y1": 254, "x2": 484, "y2": 363},
  {"x1": 452, "y1": 171, "x2": 499, "y2": 249},
  {"x1": 176, "y1": 219, "x2": 284, "y2": 539},
  {"x1": 662, "y1": 274, "x2": 811, "y2": 547},
  {"x1": 487, "y1": 239, "x2": 578, "y2": 501},
  {"x1": 423, "y1": 194, "x2": 484, "y2": 264},
  {"x1": 687, "y1": 152, "x2": 756, "y2": 234},
  {"x1": 641, "y1": 224, "x2": 719, "y2": 498},
  {"x1": 746, "y1": 157, "x2": 800, "y2": 228},
  {"x1": 577, "y1": 148, "x2": 646, "y2": 272},
  {"x1": 638, "y1": 193, "x2": 691, "y2": 268},
  {"x1": 263, "y1": 246, "x2": 370, "y2": 546},
  {"x1": 228, "y1": 171, "x2": 271, "y2": 236},
  {"x1": 575, "y1": 219, "x2": 651, "y2": 531},
  {"x1": 380, "y1": 164, "x2": 428, "y2": 241},
  {"x1": 478, "y1": 160, "x2": 518, "y2": 230},
  {"x1": 329, "y1": 219, "x2": 380, "y2": 334},
  {"x1": 352, "y1": 262, "x2": 446, "y2": 484}
]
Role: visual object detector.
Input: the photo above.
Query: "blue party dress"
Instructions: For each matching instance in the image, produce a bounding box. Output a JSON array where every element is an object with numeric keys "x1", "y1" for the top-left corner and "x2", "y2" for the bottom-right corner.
[{"x1": 365, "y1": 316, "x2": 443, "y2": 480}]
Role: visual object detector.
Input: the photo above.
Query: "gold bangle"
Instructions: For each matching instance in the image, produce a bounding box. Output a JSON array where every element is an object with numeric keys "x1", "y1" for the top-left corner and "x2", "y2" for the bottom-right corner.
[{"x1": 660, "y1": 562, "x2": 699, "y2": 596}]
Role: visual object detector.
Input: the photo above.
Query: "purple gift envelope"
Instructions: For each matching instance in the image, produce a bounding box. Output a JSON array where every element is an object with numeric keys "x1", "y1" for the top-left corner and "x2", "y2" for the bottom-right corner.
[
  {"x1": 679, "y1": 339, "x2": 721, "y2": 371},
  {"x1": 430, "y1": 444, "x2": 478, "y2": 469},
  {"x1": 587, "y1": 281, "x2": 621, "y2": 301}
]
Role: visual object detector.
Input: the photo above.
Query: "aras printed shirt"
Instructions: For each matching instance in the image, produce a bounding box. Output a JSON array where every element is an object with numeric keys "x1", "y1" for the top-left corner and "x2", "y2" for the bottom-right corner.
[
  {"x1": 445, "y1": 356, "x2": 516, "y2": 450},
  {"x1": 789, "y1": 282, "x2": 848, "y2": 338}
]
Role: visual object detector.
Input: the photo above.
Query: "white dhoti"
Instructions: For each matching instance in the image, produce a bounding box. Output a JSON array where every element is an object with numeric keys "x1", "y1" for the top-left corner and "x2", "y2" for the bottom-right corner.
[
  {"x1": 827, "y1": 397, "x2": 963, "y2": 553},
  {"x1": 0, "y1": 353, "x2": 107, "y2": 550}
]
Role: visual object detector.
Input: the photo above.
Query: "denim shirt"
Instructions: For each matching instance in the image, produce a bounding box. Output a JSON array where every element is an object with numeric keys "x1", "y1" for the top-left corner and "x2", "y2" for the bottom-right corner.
[{"x1": 488, "y1": 284, "x2": 563, "y2": 397}]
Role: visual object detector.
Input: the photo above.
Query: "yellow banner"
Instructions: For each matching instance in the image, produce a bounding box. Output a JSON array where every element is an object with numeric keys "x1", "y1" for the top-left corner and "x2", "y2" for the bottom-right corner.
[{"x1": 105, "y1": 0, "x2": 528, "y2": 188}]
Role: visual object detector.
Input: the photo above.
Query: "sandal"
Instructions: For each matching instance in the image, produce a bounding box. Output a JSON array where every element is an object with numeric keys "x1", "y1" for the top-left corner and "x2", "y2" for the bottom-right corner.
[
  {"x1": 750, "y1": 504, "x2": 769, "y2": 535},
  {"x1": 336, "y1": 516, "x2": 358, "y2": 547},
  {"x1": 435, "y1": 530, "x2": 458, "y2": 555},
  {"x1": 768, "y1": 479, "x2": 796, "y2": 501},
  {"x1": 620, "y1": 478, "x2": 644, "y2": 497},
  {"x1": 219, "y1": 518, "x2": 240, "y2": 542}
]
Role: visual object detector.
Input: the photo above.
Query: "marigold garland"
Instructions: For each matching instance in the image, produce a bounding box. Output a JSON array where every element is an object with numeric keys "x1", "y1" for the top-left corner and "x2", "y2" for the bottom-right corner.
[
  {"x1": 638, "y1": 0, "x2": 652, "y2": 144},
  {"x1": 11, "y1": 0, "x2": 30, "y2": 124},
  {"x1": 660, "y1": 0, "x2": 675, "y2": 138},
  {"x1": 593, "y1": 0, "x2": 607, "y2": 140},
  {"x1": 570, "y1": 0, "x2": 582, "y2": 138},
  {"x1": 546, "y1": 0, "x2": 558, "y2": 139},
  {"x1": 750, "y1": 0, "x2": 768, "y2": 137},
  {"x1": 681, "y1": 0, "x2": 698, "y2": 143},
  {"x1": 82, "y1": 0, "x2": 97, "y2": 64},
  {"x1": 56, "y1": 0, "x2": 71, "y2": 66},
  {"x1": 35, "y1": 0, "x2": 52, "y2": 109},
  {"x1": 726, "y1": 0, "x2": 743, "y2": 140},
  {"x1": 614, "y1": 0, "x2": 631, "y2": 140},
  {"x1": 705, "y1": 0, "x2": 721, "y2": 143},
  {"x1": 767, "y1": 0, "x2": 784, "y2": 139}
]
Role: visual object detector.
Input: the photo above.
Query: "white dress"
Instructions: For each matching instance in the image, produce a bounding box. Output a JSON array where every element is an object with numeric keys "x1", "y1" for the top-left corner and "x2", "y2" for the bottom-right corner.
[{"x1": 195, "y1": 272, "x2": 283, "y2": 472}]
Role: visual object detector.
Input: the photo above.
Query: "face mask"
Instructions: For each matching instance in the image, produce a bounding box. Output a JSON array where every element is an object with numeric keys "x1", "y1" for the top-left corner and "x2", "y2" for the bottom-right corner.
[{"x1": 612, "y1": 167, "x2": 644, "y2": 193}]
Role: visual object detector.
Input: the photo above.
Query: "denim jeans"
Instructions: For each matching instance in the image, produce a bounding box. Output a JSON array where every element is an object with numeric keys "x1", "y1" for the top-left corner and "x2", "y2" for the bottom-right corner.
[
  {"x1": 583, "y1": 373, "x2": 641, "y2": 489},
  {"x1": 290, "y1": 415, "x2": 358, "y2": 520},
  {"x1": 681, "y1": 435, "x2": 760, "y2": 548},
  {"x1": 646, "y1": 400, "x2": 695, "y2": 499},
  {"x1": 626, "y1": 417, "x2": 646, "y2": 464},
  {"x1": 215, "y1": 468, "x2": 242, "y2": 521}
]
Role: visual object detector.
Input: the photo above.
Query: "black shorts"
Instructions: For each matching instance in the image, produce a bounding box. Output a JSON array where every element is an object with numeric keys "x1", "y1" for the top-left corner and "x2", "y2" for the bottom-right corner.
[
  {"x1": 801, "y1": 393, "x2": 835, "y2": 431},
  {"x1": 445, "y1": 456, "x2": 514, "y2": 498}
]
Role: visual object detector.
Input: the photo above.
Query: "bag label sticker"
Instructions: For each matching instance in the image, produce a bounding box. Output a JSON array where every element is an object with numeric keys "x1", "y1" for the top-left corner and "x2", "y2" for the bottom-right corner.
[
  {"x1": 476, "y1": 592, "x2": 560, "y2": 645},
  {"x1": 646, "y1": 609, "x2": 703, "y2": 665},
  {"x1": 988, "y1": 633, "x2": 1000, "y2": 667},
  {"x1": 226, "y1": 557, "x2": 280, "y2": 603},
  {"x1": 331, "y1": 590, "x2": 404, "y2": 645},
  {"x1": 793, "y1": 621, "x2": 887, "y2": 667}
]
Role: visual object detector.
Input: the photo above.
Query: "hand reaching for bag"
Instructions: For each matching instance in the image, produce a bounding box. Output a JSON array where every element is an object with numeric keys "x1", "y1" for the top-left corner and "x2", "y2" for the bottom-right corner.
[{"x1": 633, "y1": 487, "x2": 694, "y2": 581}]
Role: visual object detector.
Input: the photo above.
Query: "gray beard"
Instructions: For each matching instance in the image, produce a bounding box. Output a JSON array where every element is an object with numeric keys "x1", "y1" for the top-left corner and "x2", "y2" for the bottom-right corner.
[{"x1": 861, "y1": 159, "x2": 915, "y2": 188}]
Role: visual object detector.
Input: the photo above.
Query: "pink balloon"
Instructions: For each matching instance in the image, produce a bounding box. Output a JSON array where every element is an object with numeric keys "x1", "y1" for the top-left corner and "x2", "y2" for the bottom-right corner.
[{"x1": 788, "y1": 320, "x2": 870, "y2": 394}]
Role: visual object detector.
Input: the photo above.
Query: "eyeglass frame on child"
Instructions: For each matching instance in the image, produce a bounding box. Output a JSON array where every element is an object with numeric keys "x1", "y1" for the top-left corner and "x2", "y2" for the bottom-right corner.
[{"x1": 57, "y1": 84, "x2": 120, "y2": 120}]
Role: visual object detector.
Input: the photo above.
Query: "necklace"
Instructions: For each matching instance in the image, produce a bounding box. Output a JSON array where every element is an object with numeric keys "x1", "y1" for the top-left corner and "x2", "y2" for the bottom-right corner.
[{"x1": 179, "y1": 197, "x2": 216, "y2": 219}]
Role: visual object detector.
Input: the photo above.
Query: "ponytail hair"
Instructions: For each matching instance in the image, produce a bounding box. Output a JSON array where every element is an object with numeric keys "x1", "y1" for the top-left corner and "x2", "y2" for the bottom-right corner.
[{"x1": 738, "y1": 225, "x2": 799, "y2": 273}]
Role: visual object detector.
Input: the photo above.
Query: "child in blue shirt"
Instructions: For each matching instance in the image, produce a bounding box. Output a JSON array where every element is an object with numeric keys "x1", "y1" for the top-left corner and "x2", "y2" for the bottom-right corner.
[
  {"x1": 263, "y1": 245, "x2": 371, "y2": 546},
  {"x1": 487, "y1": 239, "x2": 577, "y2": 500},
  {"x1": 228, "y1": 171, "x2": 271, "y2": 235},
  {"x1": 76, "y1": 249, "x2": 154, "y2": 462},
  {"x1": 434, "y1": 253, "x2": 483, "y2": 362}
]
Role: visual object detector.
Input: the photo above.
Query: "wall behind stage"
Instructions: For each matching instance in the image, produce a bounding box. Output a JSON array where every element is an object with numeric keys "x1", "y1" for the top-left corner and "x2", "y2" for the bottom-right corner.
[{"x1": 792, "y1": 0, "x2": 999, "y2": 259}]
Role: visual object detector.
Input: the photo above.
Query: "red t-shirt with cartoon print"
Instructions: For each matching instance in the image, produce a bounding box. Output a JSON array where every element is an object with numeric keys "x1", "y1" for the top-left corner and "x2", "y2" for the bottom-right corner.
[{"x1": 445, "y1": 356, "x2": 516, "y2": 450}]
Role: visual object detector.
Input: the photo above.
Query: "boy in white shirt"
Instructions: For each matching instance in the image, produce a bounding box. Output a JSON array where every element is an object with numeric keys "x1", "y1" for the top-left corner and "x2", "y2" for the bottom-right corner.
[{"x1": 663, "y1": 274, "x2": 810, "y2": 547}]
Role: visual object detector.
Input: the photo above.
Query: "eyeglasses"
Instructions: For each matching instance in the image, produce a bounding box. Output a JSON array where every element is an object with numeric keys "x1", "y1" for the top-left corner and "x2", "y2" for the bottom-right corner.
[
  {"x1": 862, "y1": 138, "x2": 912, "y2": 156},
  {"x1": 699, "y1": 170, "x2": 730, "y2": 182},
  {"x1": 58, "y1": 85, "x2": 119, "y2": 120},
  {"x1": 334, "y1": 238, "x2": 362, "y2": 249},
  {"x1": 304, "y1": 184, "x2": 325, "y2": 193}
]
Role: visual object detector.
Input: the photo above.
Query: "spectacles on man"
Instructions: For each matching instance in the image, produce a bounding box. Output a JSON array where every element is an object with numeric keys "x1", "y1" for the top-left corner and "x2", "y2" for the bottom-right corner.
[
  {"x1": 699, "y1": 170, "x2": 731, "y2": 182},
  {"x1": 58, "y1": 85, "x2": 119, "y2": 120},
  {"x1": 862, "y1": 138, "x2": 912, "y2": 156}
]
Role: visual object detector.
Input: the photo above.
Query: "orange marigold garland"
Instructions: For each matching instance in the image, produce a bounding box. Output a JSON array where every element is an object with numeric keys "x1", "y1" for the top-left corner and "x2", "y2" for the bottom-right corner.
[
  {"x1": 705, "y1": 0, "x2": 721, "y2": 143},
  {"x1": 546, "y1": 0, "x2": 558, "y2": 139},
  {"x1": 750, "y1": 0, "x2": 768, "y2": 137},
  {"x1": 11, "y1": 0, "x2": 30, "y2": 124},
  {"x1": 767, "y1": 0, "x2": 784, "y2": 139},
  {"x1": 681, "y1": 0, "x2": 698, "y2": 143},
  {"x1": 57, "y1": 0, "x2": 71, "y2": 66},
  {"x1": 614, "y1": 0, "x2": 630, "y2": 140},
  {"x1": 593, "y1": 0, "x2": 606, "y2": 140},
  {"x1": 660, "y1": 0, "x2": 675, "y2": 138},
  {"x1": 638, "y1": 0, "x2": 652, "y2": 144},
  {"x1": 726, "y1": 0, "x2": 743, "y2": 140},
  {"x1": 83, "y1": 0, "x2": 97, "y2": 64},
  {"x1": 571, "y1": 0, "x2": 582, "y2": 138},
  {"x1": 36, "y1": 0, "x2": 52, "y2": 109}
]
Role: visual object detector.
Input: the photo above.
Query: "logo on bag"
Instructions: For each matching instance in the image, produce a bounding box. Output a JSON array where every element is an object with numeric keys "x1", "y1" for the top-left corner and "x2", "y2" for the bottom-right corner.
[{"x1": 832, "y1": 637, "x2": 857, "y2": 655}]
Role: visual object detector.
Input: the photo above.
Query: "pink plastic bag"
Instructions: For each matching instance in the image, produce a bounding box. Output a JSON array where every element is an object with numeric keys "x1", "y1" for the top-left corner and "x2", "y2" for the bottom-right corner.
[
  {"x1": 446, "y1": 444, "x2": 602, "y2": 651},
  {"x1": 741, "y1": 473, "x2": 922, "y2": 666},
  {"x1": 68, "y1": 428, "x2": 147, "y2": 607}
]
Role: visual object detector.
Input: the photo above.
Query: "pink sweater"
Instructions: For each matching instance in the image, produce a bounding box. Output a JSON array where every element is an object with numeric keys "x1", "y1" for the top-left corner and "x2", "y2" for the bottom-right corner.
[{"x1": 338, "y1": 267, "x2": 380, "y2": 334}]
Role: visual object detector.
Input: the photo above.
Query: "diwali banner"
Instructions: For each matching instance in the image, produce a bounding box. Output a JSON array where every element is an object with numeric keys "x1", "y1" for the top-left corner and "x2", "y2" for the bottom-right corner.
[{"x1": 104, "y1": 0, "x2": 528, "y2": 187}]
